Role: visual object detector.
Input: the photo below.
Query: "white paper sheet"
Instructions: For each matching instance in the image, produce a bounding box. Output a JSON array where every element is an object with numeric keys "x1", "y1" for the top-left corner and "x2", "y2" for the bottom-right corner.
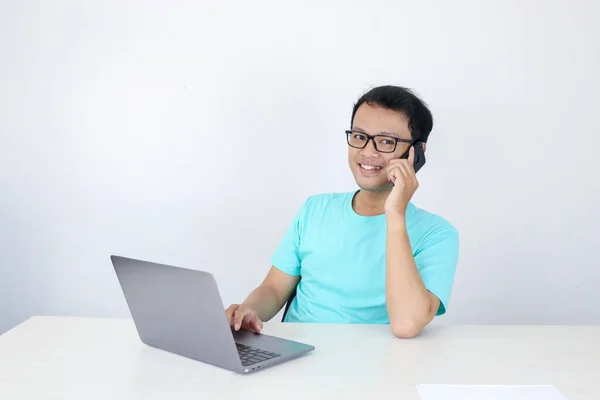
[{"x1": 417, "y1": 384, "x2": 569, "y2": 400}]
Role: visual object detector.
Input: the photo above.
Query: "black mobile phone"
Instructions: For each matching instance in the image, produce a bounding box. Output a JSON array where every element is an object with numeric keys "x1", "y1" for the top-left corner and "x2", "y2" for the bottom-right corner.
[
  {"x1": 412, "y1": 140, "x2": 426, "y2": 173},
  {"x1": 401, "y1": 140, "x2": 426, "y2": 173}
]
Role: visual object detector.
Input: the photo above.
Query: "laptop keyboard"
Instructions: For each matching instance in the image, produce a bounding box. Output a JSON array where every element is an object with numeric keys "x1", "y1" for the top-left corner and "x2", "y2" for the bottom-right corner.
[{"x1": 236, "y1": 343, "x2": 281, "y2": 367}]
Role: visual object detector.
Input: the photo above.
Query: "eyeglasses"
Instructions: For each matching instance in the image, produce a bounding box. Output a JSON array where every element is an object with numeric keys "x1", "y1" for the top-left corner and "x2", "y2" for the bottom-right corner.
[{"x1": 345, "y1": 130, "x2": 414, "y2": 153}]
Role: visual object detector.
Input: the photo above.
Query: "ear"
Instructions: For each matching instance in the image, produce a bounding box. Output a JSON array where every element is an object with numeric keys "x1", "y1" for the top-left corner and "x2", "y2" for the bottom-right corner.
[{"x1": 422, "y1": 142, "x2": 427, "y2": 153}]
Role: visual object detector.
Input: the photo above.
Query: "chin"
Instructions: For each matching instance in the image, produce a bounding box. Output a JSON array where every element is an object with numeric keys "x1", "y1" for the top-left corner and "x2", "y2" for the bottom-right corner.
[{"x1": 350, "y1": 166, "x2": 391, "y2": 192}]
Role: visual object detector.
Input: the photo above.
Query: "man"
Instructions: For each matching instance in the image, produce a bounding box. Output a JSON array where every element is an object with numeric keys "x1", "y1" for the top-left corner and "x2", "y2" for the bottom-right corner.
[{"x1": 226, "y1": 85, "x2": 459, "y2": 338}]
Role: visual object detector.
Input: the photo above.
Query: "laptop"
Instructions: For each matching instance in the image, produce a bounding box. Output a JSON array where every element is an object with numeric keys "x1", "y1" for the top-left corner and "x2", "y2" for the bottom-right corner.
[{"x1": 110, "y1": 255, "x2": 315, "y2": 373}]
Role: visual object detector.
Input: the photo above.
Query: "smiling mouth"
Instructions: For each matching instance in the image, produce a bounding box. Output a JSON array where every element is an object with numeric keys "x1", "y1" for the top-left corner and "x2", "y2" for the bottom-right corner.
[{"x1": 359, "y1": 163, "x2": 383, "y2": 172}]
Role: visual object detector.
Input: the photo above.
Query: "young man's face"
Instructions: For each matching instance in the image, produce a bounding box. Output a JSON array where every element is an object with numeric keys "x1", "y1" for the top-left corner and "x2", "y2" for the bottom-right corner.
[{"x1": 348, "y1": 103, "x2": 414, "y2": 192}]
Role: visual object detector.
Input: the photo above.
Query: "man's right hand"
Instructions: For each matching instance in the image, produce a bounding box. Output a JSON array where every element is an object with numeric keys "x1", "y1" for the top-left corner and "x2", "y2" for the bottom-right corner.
[
  {"x1": 224, "y1": 266, "x2": 300, "y2": 333},
  {"x1": 225, "y1": 304, "x2": 264, "y2": 333}
]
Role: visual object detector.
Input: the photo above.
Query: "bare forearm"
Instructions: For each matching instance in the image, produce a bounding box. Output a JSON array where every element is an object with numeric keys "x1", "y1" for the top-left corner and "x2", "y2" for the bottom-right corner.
[
  {"x1": 385, "y1": 214, "x2": 434, "y2": 337},
  {"x1": 242, "y1": 284, "x2": 286, "y2": 322}
]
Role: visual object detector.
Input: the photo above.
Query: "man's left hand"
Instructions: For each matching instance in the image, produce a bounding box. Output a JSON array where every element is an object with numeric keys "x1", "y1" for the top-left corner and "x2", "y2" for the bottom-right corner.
[{"x1": 384, "y1": 146, "x2": 419, "y2": 216}]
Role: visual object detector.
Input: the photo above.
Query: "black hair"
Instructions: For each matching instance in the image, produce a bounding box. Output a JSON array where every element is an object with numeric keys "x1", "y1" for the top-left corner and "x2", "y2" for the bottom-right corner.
[{"x1": 350, "y1": 85, "x2": 433, "y2": 142}]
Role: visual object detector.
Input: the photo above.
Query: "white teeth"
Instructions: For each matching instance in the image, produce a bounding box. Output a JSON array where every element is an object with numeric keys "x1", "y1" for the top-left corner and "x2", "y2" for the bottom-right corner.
[{"x1": 360, "y1": 164, "x2": 381, "y2": 170}]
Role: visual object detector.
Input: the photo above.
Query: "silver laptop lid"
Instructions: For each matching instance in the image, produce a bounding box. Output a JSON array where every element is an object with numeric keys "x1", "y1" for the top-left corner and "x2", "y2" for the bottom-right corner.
[{"x1": 111, "y1": 255, "x2": 242, "y2": 371}]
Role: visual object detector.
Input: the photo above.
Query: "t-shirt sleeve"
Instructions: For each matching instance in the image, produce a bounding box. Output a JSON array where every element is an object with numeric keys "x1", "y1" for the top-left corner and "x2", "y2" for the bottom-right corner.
[
  {"x1": 270, "y1": 199, "x2": 310, "y2": 276},
  {"x1": 414, "y1": 226, "x2": 459, "y2": 316}
]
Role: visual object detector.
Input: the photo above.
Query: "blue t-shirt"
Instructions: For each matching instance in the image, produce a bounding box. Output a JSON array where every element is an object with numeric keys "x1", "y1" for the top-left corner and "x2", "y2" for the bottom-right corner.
[{"x1": 271, "y1": 191, "x2": 459, "y2": 323}]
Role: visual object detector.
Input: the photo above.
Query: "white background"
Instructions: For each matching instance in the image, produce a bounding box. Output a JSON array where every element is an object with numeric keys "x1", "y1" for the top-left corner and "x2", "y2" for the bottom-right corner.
[{"x1": 1, "y1": 0, "x2": 599, "y2": 334}]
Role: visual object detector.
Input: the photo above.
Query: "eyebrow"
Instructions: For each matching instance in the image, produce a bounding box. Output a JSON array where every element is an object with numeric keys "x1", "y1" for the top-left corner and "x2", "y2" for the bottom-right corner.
[{"x1": 352, "y1": 126, "x2": 401, "y2": 138}]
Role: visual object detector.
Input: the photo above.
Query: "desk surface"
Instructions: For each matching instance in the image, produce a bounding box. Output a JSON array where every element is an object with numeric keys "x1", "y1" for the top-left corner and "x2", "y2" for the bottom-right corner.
[{"x1": 0, "y1": 317, "x2": 599, "y2": 399}]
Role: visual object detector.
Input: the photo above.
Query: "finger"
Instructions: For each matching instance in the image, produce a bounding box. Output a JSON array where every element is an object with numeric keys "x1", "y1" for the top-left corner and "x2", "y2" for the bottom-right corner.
[
  {"x1": 241, "y1": 313, "x2": 253, "y2": 330},
  {"x1": 233, "y1": 308, "x2": 249, "y2": 331},
  {"x1": 387, "y1": 165, "x2": 404, "y2": 185},
  {"x1": 408, "y1": 145, "x2": 415, "y2": 165},
  {"x1": 249, "y1": 315, "x2": 263, "y2": 333},
  {"x1": 387, "y1": 159, "x2": 403, "y2": 171},
  {"x1": 241, "y1": 313, "x2": 262, "y2": 333},
  {"x1": 396, "y1": 160, "x2": 412, "y2": 180},
  {"x1": 387, "y1": 166, "x2": 399, "y2": 184},
  {"x1": 225, "y1": 305, "x2": 238, "y2": 324},
  {"x1": 399, "y1": 148, "x2": 417, "y2": 176}
]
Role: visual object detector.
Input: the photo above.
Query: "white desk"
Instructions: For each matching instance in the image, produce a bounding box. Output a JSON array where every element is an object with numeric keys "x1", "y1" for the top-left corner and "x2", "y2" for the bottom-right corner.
[{"x1": 0, "y1": 317, "x2": 598, "y2": 399}]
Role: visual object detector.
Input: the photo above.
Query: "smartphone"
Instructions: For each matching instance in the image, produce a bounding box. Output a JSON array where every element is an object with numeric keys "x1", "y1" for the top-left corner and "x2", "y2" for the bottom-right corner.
[{"x1": 401, "y1": 140, "x2": 426, "y2": 173}]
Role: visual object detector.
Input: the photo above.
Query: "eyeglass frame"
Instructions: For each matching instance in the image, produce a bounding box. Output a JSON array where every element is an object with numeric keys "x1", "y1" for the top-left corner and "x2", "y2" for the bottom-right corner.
[{"x1": 345, "y1": 129, "x2": 415, "y2": 153}]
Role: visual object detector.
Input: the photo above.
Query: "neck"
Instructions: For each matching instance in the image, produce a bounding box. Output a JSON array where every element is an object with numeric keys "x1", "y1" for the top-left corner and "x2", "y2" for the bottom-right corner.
[{"x1": 352, "y1": 188, "x2": 390, "y2": 216}]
